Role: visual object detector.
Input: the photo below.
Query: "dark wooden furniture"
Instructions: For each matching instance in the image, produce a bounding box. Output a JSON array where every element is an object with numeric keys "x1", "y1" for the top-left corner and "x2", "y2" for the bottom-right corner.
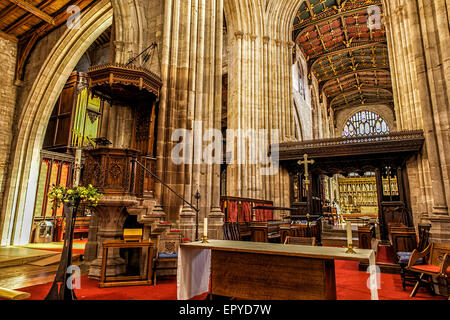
[
  {"x1": 389, "y1": 225, "x2": 417, "y2": 255},
  {"x1": 88, "y1": 63, "x2": 162, "y2": 104},
  {"x1": 284, "y1": 236, "x2": 316, "y2": 246},
  {"x1": 397, "y1": 224, "x2": 431, "y2": 290},
  {"x1": 280, "y1": 222, "x2": 321, "y2": 245},
  {"x1": 179, "y1": 240, "x2": 377, "y2": 300},
  {"x1": 73, "y1": 217, "x2": 90, "y2": 240},
  {"x1": 152, "y1": 232, "x2": 182, "y2": 285},
  {"x1": 358, "y1": 225, "x2": 375, "y2": 250},
  {"x1": 407, "y1": 242, "x2": 450, "y2": 298},
  {"x1": 250, "y1": 221, "x2": 284, "y2": 243},
  {"x1": 99, "y1": 240, "x2": 154, "y2": 288},
  {"x1": 83, "y1": 147, "x2": 157, "y2": 199},
  {"x1": 277, "y1": 131, "x2": 425, "y2": 241}
]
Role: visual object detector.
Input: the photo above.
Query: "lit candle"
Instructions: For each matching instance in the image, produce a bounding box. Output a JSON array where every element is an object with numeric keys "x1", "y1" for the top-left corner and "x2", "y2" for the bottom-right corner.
[
  {"x1": 346, "y1": 220, "x2": 353, "y2": 246},
  {"x1": 204, "y1": 218, "x2": 208, "y2": 237}
]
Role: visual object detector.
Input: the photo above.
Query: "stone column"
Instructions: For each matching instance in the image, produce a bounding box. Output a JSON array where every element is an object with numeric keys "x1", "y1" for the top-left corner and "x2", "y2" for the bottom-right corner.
[
  {"x1": 384, "y1": 0, "x2": 450, "y2": 242},
  {"x1": 208, "y1": 0, "x2": 225, "y2": 240}
]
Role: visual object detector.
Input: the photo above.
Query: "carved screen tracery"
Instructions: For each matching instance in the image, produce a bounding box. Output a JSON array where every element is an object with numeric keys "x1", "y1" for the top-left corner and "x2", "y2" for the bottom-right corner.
[{"x1": 342, "y1": 110, "x2": 389, "y2": 138}]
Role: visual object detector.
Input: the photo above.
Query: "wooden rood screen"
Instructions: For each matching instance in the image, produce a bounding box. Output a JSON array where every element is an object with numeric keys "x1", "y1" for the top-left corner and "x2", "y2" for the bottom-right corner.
[{"x1": 220, "y1": 197, "x2": 273, "y2": 222}]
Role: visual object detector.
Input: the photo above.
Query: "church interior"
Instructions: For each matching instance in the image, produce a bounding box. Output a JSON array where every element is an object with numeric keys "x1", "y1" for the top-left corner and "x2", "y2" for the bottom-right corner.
[{"x1": 0, "y1": 0, "x2": 449, "y2": 303}]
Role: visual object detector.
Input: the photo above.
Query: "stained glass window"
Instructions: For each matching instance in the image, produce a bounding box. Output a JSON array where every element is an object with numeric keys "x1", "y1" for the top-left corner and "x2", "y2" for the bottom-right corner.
[{"x1": 342, "y1": 111, "x2": 389, "y2": 138}]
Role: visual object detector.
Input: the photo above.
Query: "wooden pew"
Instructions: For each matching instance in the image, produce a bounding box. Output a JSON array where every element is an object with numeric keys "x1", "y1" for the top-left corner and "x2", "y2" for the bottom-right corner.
[
  {"x1": 250, "y1": 221, "x2": 284, "y2": 243},
  {"x1": 388, "y1": 225, "x2": 417, "y2": 256},
  {"x1": 223, "y1": 222, "x2": 252, "y2": 241},
  {"x1": 358, "y1": 225, "x2": 375, "y2": 250}
]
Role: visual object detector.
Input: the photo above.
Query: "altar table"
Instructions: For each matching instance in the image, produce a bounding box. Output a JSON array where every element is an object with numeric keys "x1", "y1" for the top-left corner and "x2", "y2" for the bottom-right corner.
[{"x1": 177, "y1": 240, "x2": 378, "y2": 300}]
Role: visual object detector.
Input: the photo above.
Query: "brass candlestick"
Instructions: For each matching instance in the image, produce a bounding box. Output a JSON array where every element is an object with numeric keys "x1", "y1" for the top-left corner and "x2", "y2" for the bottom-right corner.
[
  {"x1": 345, "y1": 244, "x2": 357, "y2": 254},
  {"x1": 200, "y1": 236, "x2": 208, "y2": 244}
]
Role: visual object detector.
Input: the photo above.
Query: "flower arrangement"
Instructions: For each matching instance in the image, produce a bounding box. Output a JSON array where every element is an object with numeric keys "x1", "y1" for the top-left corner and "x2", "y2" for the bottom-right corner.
[{"x1": 47, "y1": 184, "x2": 103, "y2": 212}]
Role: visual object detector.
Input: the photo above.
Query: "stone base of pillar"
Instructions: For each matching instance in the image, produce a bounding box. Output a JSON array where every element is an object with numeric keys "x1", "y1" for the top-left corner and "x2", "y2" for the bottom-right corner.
[
  {"x1": 429, "y1": 215, "x2": 450, "y2": 244},
  {"x1": 179, "y1": 208, "x2": 196, "y2": 241},
  {"x1": 88, "y1": 256, "x2": 126, "y2": 279},
  {"x1": 208, "y1": 207, "x2": 224, "y2": 240},
  {"x1": 152, "y1": 203, "x2": 167, "y2": 216}
]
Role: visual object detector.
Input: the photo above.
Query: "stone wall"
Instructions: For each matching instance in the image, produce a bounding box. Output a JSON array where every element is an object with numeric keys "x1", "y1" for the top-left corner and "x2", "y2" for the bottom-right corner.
[{"x1": 0, "y1": 38, "x2": 17, "y2": 216}]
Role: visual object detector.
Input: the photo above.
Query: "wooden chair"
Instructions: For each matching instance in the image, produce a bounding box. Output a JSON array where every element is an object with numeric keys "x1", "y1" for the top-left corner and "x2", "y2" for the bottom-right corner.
[
  {"x1": 152, "y1": 232, "x2": 182, "y2": 285},
  {"x1": 284, "y1": 236, "x2": 316, "y2": 246},
  {"x1": 397, "y1": 224, "x2": 431, "y2": 290},
  {"x1": 407, "y1": 242, "x2": 450, "y2": 298}
]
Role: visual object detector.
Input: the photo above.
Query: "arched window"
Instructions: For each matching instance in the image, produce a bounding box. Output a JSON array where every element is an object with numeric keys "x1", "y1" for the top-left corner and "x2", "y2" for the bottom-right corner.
[{"x1": 342, "y1": 110, "x2": 389, "y2": 138}]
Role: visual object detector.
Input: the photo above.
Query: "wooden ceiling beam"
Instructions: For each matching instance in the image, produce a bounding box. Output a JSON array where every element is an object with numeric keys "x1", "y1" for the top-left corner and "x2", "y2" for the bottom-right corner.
[
  {"x1": 15, "y1": 0, "x2": 96, "y2": 80},
  {"x1": 0, "y1": 29, "x2": 18, "y2": 43},
  {"x1": 7, "y1": 0, "x2": 55, "y2": 25},
  {"x1": 319, "y1": 67, "x2": 390, "y2": 84},
  {"x1": 4, "y1": 0, "x2": 54, "y2": 34},
  {"x1": 0, "y1": 3, "x2": 17, "y2": 20}
]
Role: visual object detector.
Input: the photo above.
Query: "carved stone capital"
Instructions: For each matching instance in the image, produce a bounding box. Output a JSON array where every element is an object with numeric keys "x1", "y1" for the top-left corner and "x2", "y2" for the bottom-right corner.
[
  {"x1": 263, "y1": 36, "x2": 270, "y2": 44},
  {"x1": 234, "y1": 31, "x2": 244, "y2": 39}
]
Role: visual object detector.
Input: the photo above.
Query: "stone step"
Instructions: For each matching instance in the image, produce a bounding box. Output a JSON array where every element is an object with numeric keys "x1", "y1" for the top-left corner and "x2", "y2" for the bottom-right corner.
[{"x1": 0, "y1": 247, "x2": 59, "y2": 268}]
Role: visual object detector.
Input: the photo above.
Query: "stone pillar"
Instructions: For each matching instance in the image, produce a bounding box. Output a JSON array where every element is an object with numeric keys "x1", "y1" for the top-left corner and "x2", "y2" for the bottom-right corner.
[
  {"x1": 155, "y1": 0, "x2": 224, "y2": 241},
  {"x1": 383, "y1": 0, "x2": 450, "y2": 242},
  {"x1": 0, "y1": 38, "x2": 18, "y2": 245},
  {"x1": 88, "y1": 198, "x2": 137, "y2": 279}
]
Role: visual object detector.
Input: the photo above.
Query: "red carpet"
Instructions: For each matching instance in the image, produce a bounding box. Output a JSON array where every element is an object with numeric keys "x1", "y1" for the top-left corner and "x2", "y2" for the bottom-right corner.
[
  {"x1": 376, "y1": 245, "x2": 396, "y2": 264},
  {"x1": 12, "y1": 260, "x2": 445, "y2": 300}
]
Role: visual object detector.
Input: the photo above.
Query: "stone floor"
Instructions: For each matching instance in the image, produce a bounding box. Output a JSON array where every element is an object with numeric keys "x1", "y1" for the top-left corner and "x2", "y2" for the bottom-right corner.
[
  {"x1": 0, "y1": 246, "x2": 85, "y2": 290},
  {"x1": 0, "y1": 246, "x2": 58, "y2": 268}
]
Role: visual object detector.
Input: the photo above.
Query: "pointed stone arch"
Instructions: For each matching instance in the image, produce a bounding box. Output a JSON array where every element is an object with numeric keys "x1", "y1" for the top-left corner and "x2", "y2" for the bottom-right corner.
[{"x1": 0, "y1": 0, "x2": 113, "y2": 246}]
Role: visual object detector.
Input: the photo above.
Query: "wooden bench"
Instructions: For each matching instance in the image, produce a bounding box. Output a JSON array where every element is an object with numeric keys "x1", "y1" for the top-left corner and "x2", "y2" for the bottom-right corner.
[
  {"x1": 223, "y1": 222, "x2": 251, "y2": 241},
  {"x1": 250, "y1": 221, "x2": 283, "y2": 243},
  {"x1": 388, "y1": 224, "x2": 417, "y2": 256}
]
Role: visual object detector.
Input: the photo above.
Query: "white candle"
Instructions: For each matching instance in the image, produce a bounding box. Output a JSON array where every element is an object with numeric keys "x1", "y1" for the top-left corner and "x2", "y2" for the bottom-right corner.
[
  {"x1": 204, "y1": 218, "x2": 208, "y2": 237},
  {"x1": 346, "y1": 220, "x2": 353, "y2": 246},
  {"x1": 74, "y1": 149, "x2": 82, "y2": 187}
]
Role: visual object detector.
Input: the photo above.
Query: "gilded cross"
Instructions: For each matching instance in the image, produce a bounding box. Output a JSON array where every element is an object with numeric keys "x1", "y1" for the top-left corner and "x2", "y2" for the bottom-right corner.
[{"x1": 298, "y1": 153, "x2": 315, "y2": 190}]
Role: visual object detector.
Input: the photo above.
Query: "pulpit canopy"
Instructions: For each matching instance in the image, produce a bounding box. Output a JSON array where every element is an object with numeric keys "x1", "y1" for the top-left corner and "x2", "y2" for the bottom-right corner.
[{"x1": 87, "y1": 63, "x2": 162, "y2": 104}]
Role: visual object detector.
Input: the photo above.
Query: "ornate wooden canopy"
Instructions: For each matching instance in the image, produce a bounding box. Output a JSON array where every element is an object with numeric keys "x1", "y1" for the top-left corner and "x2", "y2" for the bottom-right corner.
[
  {"x1": 87, "y1": 63, "x2": 162, "y2": 104},
  {"x1": 275, "y1": 130, "x2": 425, "y2": 175},
  {"x1": 0, "y1": 0, "x2": 96, "y2": 80},
  {"x1": 293, "y1": 0, "x2": 393, "y2": 112}
]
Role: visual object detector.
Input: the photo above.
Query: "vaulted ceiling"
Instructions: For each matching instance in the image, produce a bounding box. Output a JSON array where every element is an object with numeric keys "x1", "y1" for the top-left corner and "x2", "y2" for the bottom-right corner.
[
  {"x1": 293, "y1": 0, "x2": 393, "y2": 113},
  {"x1": 0, "y1": 0, "x2": 96, "y2": 80}
]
